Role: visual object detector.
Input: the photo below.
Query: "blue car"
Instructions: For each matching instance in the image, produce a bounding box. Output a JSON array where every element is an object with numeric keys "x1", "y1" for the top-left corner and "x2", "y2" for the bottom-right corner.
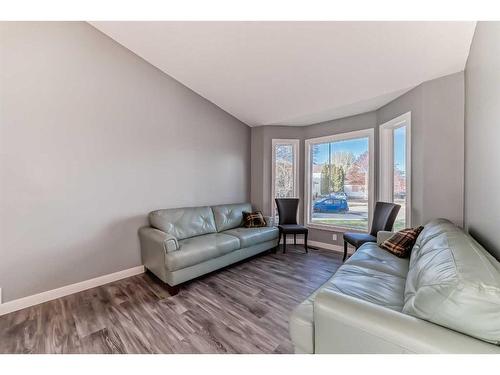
[{"x1": 313, "y1": 196, "x2": 349, "y2": 213}]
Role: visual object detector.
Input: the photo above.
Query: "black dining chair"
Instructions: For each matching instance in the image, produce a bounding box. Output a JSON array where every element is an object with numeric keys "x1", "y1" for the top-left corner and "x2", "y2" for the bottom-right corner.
[
  {"x1": 275, "y1": 198, "x2": 308, "y2": 254},
  {"x1": 342, "y1": 201, "x2": 400, "y2": 261}
]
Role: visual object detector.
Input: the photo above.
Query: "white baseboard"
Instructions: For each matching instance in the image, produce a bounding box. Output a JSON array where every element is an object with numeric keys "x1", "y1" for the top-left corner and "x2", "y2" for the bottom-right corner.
[
  {"x1": 0, "y1": 265, "x2": 145, "y2": 316},
  {"x1": 308, "y1": 240, "x2": 344, "y2": 253},
  {"x1": 283, "y1": 238, "x2": 346, "y2": 254}
]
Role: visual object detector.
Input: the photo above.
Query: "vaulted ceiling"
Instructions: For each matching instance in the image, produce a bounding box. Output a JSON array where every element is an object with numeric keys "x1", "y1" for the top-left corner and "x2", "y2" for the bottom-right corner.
[{"x1": 90, "y1": 21, "x2": 476, "y2": 127}]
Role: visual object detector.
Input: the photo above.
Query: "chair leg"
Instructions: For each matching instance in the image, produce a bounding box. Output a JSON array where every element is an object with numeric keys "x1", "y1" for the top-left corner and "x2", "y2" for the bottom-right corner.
[
  {"x1": 304, "y1": 232, "x2": 308, "y2": 253},
  {"x1": 343, "y1": 241, "x2": 348, "y2": 262},
  {"x1": 283, "y1": 233, "x2": 287, "y2": 253},
  {"x1": 294, "y1": 234, "x2": 297, "y2": 245}
]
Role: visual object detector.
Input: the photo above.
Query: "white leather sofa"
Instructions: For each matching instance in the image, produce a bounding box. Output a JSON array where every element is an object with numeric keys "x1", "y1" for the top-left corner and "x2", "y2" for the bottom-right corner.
[{"x1": 289, "y1": 219, "x2": 500, "y2": 353}]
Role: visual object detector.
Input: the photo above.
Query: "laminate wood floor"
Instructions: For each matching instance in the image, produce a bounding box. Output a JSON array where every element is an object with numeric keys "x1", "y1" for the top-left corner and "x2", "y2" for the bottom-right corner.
[{"x1": 0, "y1": 246, "x2": 342, "y2": 354}]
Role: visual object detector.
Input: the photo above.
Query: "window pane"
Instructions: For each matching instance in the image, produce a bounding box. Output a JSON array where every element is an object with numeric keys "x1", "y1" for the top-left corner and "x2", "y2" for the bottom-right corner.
[
  {"x1": 311, "y1": 137, "x2": 369, "y2": 230},
  {"x1": 393, "y1": 126, "x2": 406, "y2": 230},
  {"x1": 275, "y1": 143, "x2": 295, "y2": 198}
]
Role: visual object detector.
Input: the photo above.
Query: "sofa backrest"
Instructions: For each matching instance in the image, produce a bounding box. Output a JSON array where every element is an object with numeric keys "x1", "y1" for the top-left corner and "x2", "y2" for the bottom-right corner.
[
  {"x1": 211, "y1": 203, "x2": 252, "y2": 232},
  {"x1": 149, "y1": 206, "x2": 217, "y2": 240},
  {"x1": 403, "y1": 218, "x2": 500, "y2": 344}
]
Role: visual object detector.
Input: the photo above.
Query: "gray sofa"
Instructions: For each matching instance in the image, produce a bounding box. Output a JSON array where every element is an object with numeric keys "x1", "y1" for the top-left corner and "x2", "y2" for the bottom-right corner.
[
  {"x1": 289, "y1": 218, "x2": 500, "y2": 353},
  {"x1": 139, "y1": 203, "x2": 279, "y2": 292}
]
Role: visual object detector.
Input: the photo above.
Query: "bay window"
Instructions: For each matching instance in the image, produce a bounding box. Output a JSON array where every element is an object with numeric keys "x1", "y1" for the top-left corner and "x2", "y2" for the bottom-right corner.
[{"x1": 305, "y1": 129, "x2": 374, "y2": 231}]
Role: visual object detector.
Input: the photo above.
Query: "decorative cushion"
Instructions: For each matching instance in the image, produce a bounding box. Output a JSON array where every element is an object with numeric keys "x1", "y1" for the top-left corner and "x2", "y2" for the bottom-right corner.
[
  {"x1": 242, "y1": 211, "x2": 267, "y2": 228},
  {"x1": 380, "y1": 226, "x2": 424, "y2": 258}
]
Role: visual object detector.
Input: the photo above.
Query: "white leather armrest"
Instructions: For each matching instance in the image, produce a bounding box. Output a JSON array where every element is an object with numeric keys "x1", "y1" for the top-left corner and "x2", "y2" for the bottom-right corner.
[
  {"x1": 377, "y1": 231, "x2": 394, "y2": 245},
  {"x1": 314, "y1": 290, "x2": 500, "y2": 354},
  {"x1": 139, "y1": 227, "x2": 179, "y2": 252},
  {"x1": 139, "y1": 227, "x2": 179, "y2": 283}
]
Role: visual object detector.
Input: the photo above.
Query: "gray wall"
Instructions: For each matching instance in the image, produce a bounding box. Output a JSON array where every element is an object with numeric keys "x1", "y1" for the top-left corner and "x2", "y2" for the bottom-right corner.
[
  {"x1": 0, "y1": 22, "x2": 250, "y2": 302},
  {"x1": 378, "y1": 71, "x2": 465, "y2": 228},
  {"x1": 252, "y1": 73, "x2": 465, "y2": 247},
  {"x1": 464, "y1": 22, "x2": 500, "y2": 260}
]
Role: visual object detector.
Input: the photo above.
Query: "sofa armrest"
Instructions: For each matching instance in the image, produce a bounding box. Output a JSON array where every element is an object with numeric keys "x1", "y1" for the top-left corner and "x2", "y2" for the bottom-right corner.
[
  {"x1": 264, "y1": 216, "x2": 274, "y2": 227},
  {"x1": 376, "y1": 231, "x2": 394, "y2": 245},
  {"x1": 313, "y1": 290, "x2": 500, "y2": 354},
  {"x1": 139, "y1": 227, "x2": 179, "y2": 283},
  {"x1": 139, "y1": 227, "x2": 179, "y2": 253}
]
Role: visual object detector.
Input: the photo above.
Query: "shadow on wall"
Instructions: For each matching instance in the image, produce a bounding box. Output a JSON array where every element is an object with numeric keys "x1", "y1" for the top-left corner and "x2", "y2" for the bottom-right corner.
[{"x1": 468, "y1": 227, "x2": 500, "y2": 262}]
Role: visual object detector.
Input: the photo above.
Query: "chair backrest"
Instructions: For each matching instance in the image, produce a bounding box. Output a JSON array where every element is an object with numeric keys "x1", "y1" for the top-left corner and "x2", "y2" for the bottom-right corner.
[
  {"x1": 275, "y1": 198, "x2": 299, "y2": 225},
  {"x1": 370, "y1": 201, "x2": 401, "y2": 236}
]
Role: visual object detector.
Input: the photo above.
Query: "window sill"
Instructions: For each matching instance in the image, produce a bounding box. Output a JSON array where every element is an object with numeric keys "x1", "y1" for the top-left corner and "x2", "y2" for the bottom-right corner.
[{"x1": 306, "y1": 223, "x2": 367, "y2": 234}]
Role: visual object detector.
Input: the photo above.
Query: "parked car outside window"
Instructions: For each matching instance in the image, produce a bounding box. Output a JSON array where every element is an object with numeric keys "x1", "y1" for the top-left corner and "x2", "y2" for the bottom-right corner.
[{"x1": 313, "y1": 196, "x2": 349, "y2": 213}]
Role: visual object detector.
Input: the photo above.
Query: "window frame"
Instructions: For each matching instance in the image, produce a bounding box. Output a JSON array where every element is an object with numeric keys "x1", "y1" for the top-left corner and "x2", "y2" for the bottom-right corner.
[
  {"x1": 304, "y1": 128, "x2": 375, "y2": 233},
  {"x1": 379, "y1": 111, "x2": 412, "y2": 227},
  {"x1": 271, "y1": 139, "x2": 300, "y2": 219}
]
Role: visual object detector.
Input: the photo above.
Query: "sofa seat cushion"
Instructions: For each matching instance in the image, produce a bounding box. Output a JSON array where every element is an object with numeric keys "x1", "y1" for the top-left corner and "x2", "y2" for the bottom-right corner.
[
  {"x1": 329, "y1": 265, "x2": 407, "y2": 311},
  {"x1": 222, "y1": 226, "x2": 279, "y2": 248},
  {"x1": 289, "y1": 261, "x2": 407, "y2": 353},
  {"x1": 404, "y1": 219, "x2": 500, "y2": 344},
  {"x1": 165, "y1": 233, "x2": 240, "y2": 271},
  {"x1": 346, "y1": 242, "x2": 410, "y2": 278}
]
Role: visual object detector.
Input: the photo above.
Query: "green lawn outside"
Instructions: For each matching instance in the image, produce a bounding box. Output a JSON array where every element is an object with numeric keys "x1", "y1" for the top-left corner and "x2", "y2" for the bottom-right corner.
[
  {"x1": 312, "y1": 218, "x2": 368, "y2": 230},
  {"x1": 312, "y1": 217, "x2": 407, "y2": 232}
]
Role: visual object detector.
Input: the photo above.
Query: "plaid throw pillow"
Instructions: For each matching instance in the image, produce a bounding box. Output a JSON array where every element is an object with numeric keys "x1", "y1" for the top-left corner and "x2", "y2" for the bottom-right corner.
[
  {"x1": 242, "y1": 211, "x2": 267, "y2": 228},
  {"x1": 380, "y1": 226, "x2": 424, "y2": 258}
]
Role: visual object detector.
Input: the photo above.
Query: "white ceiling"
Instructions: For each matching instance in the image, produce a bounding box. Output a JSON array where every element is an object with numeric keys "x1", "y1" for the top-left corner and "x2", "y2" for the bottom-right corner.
[{"x1": 90, "y1": 21, "x2": 476, "y2": 127}]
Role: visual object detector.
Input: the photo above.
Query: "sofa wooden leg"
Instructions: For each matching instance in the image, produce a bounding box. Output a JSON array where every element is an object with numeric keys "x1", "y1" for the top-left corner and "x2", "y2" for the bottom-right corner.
[
  {"x1": 283, "y1": 233, "x2": 287, "y2": 253},
  {"x1": 343, "y1": 241, "x2": 348, "y2": 262},
  {"x1": 165, "y1": 283, "x2": 180, "y2": 296},
  {"x1": 304, "y1": 232, "x2": 308, "y2": 253}
]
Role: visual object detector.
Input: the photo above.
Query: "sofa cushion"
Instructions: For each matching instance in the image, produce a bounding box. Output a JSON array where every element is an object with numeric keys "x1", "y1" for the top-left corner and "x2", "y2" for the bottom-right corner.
[
  {"x1": 330, "y1": 265, "x2": 407, "y2": 311},
  {"x1": 289, "y1": 258, "x2": 407, "y2": 353},
  {"x1": 149, "y1": 206, "x2": 217, "y2": 240},
  {"x1": 223, "y1": 226, "x2": 279, "y2": 248},
  {"x1": 347, "y1": 242, "x2": 410, "y2": 278},
  {"x1": 403, "y1": 219, "x2": 500, "y2": 344},
  {"x1": 165, "y1": 233, "x2": 240, "y2": 271},
  {"x1": 211, "y1": 203, "x2": 252, "y2": 232}
]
